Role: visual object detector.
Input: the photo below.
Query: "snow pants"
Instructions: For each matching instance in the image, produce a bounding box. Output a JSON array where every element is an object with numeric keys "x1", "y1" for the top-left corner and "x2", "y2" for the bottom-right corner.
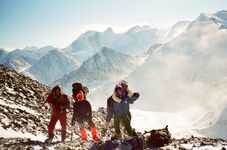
[
  {"x1": 48, "y1": 113, "x2": 67, "y2": 137},
  {"x1": 78, "y1": 118, "x2": 95, "y2": 130},
  {"x1": 114, "y1": 115, "x2": 132, "y2": 136}
]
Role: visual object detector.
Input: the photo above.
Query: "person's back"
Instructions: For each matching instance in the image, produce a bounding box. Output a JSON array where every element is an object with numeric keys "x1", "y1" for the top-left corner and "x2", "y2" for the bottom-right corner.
[{"x1": 73, "y1": 99, "x2": 92, "y2": 122}]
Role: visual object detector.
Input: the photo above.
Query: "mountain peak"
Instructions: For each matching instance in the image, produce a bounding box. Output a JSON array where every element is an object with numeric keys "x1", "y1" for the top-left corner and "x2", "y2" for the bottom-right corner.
[
  {"x1": 142, "y1": 25, "x2": 152, "y2": 30},
  {"x1": 0, "y1": 48, "x2": 6, "y2": 52},
  {"x1": 216, "y1": 10, "x2": 227, "y2": 13},
  {"x1": 103, "y1": 27, "x2": 114, "y2": 33},
  {"x1": 197, "y1": 13, "x2": 210, "y2": 22},
  {"x1": 78, "y1": 30, "x2": 99, "y2": 40},
  {"x1": 214, "y1": 10, "x2": 227, "y2": 21},
  {"x1": 23, "y1": 46, "x2": 39, "y2": 51},
  {"x1": 99, "y1": 46, "x2": 113, "y2": 53},
  {"x1": 197, "y1": 10, "x2": 227, "y2": 22},
  {"x1": 127, "y1": 25, "x2": 143, "y2": 33},
  {"x1": 40, "y1": 45, "x2": 55, "y2": 50},
  {"x1": 127, "y1": 25, "x2": 156, "y2": 33}
]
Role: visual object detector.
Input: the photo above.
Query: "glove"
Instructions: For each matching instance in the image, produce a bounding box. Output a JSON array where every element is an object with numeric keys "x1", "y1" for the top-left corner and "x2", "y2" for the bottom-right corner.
[{"x1": 131, "y1": 92, "x2": 140, "y2": 101}]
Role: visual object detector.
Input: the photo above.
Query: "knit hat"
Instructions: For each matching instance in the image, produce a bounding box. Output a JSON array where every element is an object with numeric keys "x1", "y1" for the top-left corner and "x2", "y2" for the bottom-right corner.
[{"x1": 72, "y1": 82, "x2": 83, "y2": 93}]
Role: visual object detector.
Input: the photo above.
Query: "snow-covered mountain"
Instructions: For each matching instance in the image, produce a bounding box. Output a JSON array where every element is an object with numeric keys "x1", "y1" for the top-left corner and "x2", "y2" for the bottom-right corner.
[
  {"x1": 127, "y1": 10, "x2": 227, "y2": 111},
  {"x1": 64, "y1": 25, "x2": 160, "y2": 61},
  {"x1": 189, "y1": 10, "x2": 227, "y2": 29},
  {"x1": 0, "y1": 21, "x2": 192, "y2": 85},
  {"x1": 0, "y1": 46, "x2": 56, "y2": 72},
  {"x1": 0, "y1": 48, "x2": 7, "y2": 60},
  {"x1": 91, "y1": 10, "x2": 227, "y2": 111},
  {"x1": 89, "y1": 11, "x2": 227, "y2": 140},
  {"x1": 64, "y1": 21, "x2": 193, "y2": 62},
  {"x1": 158, "y1": 21, "x2": 191, "y2": 42},
  {"x1": 27, "y1": 49, "x2": 80, "y2": 85},
  {"x1": 53, "y1": 47, "x2": 143, "y2": 94}
]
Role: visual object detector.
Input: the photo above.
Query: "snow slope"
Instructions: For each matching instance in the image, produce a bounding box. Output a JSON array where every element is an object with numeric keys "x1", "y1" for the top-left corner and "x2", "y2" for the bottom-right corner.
[
  {"x1": 0, "y1": 46, "x2": 55, "y2": 72},
  {"x1": 0, "y1": 48, "x2": 7, "y2": 59},
  {"x1": 189, "y1": 10, "x2": 227, "y2": 29},
  {"x1": 64, "y1": 25, "x2": 160, "y2": 61},
  {"x1": 158, "y1": 21, "x2": 191, "y2": 42},
  {"x1": 126, "y1": 10, "x2": 227, "y2": 111},
  {"x1": 54, "y1": 47, "x2": 143, "y2": 94},
  {"x1": 0, "y1": 64, "x2": 50, "y2": 140},
  {"x1": 89, "y1": 10, "x2": 227, "y2": 140},
  {"x1": 27, "y1": 49, "x2": 80, "y2": 85}
]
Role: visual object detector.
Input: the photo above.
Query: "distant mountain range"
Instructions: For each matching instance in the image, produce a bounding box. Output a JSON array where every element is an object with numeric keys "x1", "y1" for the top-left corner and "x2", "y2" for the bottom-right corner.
[
  {"x1": 53, "y1": 47, "x2": 142, "y2": 94},
  {"x1": 0, "y1": 19, "x2": 190, "y2": 86}
]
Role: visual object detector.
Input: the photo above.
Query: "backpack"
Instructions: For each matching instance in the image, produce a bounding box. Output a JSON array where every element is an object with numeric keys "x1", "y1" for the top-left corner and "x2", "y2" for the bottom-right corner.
[
  {"x1": 100, "y1": 140, "x2": 132, "y2": 150},
  {"x1": 91, "y1": 136, "x2": 144, "y2": 150},
  {"x1": 123, "y1": 136, "x2": 144, "y2": 150},
  {"x1": 72, "y1": 82, "x2": 83, "y2": 95},
  {"x1": 143, "y1": 125, "x2": 172, "y2": 148}
]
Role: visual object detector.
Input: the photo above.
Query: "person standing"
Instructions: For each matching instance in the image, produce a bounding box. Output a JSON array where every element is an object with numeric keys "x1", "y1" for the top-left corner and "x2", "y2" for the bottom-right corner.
[
  {"x1": 71, "y1": 83, "x2": 100, "y2": 141},
  {"x1": 105, "y1": 82, "x2": 140, "y2": 139},
  {"x1": 45, "y1": 85, "x2": 70, "y2": 143}
]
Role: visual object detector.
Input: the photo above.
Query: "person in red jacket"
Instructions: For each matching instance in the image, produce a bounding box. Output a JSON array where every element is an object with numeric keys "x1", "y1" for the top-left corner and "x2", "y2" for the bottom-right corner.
[
  {"x1": 71, "y1": 82, "x2": 100, "y2": 141},
  {"x1": 45, "y1": 85, "x2": 70, "y2": 143}
]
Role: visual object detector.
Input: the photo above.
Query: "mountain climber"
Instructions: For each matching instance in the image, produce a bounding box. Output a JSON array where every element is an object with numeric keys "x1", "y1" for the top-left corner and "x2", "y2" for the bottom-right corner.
[
  {"x1": 105, "y1": 82, "x2": 140, "y2": 139},
  {"x1": 45, "y1": 85, "x2": 71, "y2": 143},
  {"x1": 118, "y1": 80, "x2": 134, "y2": 120},
  {"x1": 71, "y1": 82, "x2": 100, "y2": 141}
]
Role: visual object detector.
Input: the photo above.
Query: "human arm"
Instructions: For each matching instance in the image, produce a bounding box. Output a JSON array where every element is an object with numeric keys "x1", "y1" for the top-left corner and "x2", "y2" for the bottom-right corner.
[
  {"x1": 71, "y1": 102, "x2": 78, "y2": 125},
  {"x1": 128, "y1": 92, "x2": 140, "y2": 104},
  {"x1": 46, "y1": 93, "x2": 53, "y2": 104},
  {"x1": 106, "y1": 97, "x2": 114, "y2": 123}
]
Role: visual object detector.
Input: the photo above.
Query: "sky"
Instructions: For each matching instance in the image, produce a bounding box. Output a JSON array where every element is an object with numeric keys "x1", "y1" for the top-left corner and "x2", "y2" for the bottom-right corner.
[{"x1": 0, "y1": 0, "x2": 227, "y2": 50}]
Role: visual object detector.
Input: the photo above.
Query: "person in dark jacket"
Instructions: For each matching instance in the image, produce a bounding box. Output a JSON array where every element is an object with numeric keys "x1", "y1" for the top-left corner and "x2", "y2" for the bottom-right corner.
[
  {"x1": 71, "y1": 83, "x2": 100, "y2": 141},
  {"x1": 45, "y1": 85, "x2": 70, "y2": 143},
  {"x1": 105, "y1": 82, "x2": 140, "y2": 139}
]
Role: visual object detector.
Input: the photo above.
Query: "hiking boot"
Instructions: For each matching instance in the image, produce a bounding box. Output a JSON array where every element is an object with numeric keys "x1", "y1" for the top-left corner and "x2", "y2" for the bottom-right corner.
[
  {"x1": 91, "y1": 127, "x2": 100, "y2": 141},
  {"x1": 80, "y1": 129, "x2": 87, "y2": 140},
  {"x1": 45, "y1": 135, "x2": 54, "y2": 143}
]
